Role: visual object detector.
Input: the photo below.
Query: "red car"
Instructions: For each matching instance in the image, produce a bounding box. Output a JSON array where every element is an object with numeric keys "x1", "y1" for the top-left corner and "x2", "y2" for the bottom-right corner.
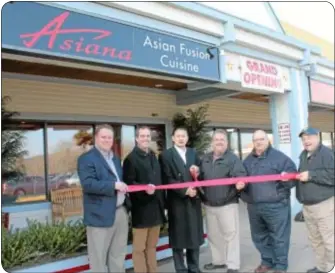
[{"x1": 2, "y1": 175, "x2": 72, "y2": 197}]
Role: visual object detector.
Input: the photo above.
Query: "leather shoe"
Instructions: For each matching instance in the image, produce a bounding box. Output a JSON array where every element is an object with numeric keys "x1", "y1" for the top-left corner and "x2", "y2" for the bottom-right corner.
[{"x1": 204, "y1": 263, "x2": 227, "y2": 270}]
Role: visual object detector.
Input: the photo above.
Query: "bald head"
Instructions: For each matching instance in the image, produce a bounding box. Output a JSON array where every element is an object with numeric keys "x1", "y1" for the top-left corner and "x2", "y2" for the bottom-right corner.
[
  {"x1": 253, "y1": 130, "x2": 268, "y2": 140},
  {"x1": 252, "y1": 130, "x2": 270, "y2": 155}
]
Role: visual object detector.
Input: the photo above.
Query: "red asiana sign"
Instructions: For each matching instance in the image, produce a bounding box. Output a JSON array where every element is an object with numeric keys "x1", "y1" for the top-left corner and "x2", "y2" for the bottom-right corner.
[
  {"x1": 3, "y1": 2, "x2": 220, "y2": 81},
  {"x1": 240, "y1": 57, "x2": 284, "y2": 93},
  {"x1": 19, "y1": 11, "x2": 132, "y2": 61}
]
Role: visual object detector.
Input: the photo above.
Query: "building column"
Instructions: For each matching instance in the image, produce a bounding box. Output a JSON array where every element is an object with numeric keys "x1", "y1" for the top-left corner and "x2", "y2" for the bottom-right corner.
[{"x1": 269, "y1": 68, "x2": 309, "y2": 215}]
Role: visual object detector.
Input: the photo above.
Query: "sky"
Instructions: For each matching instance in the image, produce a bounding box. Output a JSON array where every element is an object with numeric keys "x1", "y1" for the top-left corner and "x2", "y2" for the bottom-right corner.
[
  {"x1": 271, "y1": 1, "x2": 334, "y2": 43},
  {"x1": 201, "y1": 1, "x2": 334, "y2": 44}
]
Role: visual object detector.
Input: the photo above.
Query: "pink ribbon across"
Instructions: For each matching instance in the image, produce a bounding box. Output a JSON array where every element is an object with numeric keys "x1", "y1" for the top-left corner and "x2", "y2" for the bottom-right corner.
[{"x1": 127, "y1": 173, "x2": 299, "y2": 192}]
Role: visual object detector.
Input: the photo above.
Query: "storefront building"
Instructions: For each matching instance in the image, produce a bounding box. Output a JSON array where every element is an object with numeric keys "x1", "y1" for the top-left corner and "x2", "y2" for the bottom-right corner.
[{"x1": 2, "y1": 2, "x2": 334, "y2": 272}]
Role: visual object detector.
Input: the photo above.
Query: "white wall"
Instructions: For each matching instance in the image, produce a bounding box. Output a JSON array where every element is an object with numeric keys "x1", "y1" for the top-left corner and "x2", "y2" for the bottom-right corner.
[
  {"x1": 9, "y1": 209, "x2": 52, "y2": 229},
  {"x1": 200, "y1": 2, "x2": 279, "y2": 31}
]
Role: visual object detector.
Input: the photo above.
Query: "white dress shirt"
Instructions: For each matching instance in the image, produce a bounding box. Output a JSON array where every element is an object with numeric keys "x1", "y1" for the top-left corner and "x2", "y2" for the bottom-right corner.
[
  {"x1": 97, "y1": 148, "x2": 125, "y2": 207},
  {"x1": 174, "y1": 145, "x2": 187, "y2": 164}
]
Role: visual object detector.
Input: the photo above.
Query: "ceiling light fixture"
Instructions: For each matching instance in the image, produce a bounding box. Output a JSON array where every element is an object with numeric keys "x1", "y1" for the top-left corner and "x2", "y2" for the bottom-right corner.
[{"x1": 155, "y1": 84, "x2": 163, "y2": 88}]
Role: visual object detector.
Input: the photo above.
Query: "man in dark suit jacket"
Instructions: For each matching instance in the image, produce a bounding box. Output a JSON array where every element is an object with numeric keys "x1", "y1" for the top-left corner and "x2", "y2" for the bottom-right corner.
[
  {"x1": 159, "y1": 127, "x2": 204, "y2": 273},
  {"x1": 77, "y1": 124, "x2": 129, "y2": 273},
  {"x1": 123, "y1": 126, "x2": 166, "y2": 273}
]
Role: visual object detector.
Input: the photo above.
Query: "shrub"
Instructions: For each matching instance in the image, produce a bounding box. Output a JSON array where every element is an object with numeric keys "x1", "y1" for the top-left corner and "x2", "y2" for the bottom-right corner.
[{"x1": 1, "y1": 220, "x2": 86, "y2": 270}]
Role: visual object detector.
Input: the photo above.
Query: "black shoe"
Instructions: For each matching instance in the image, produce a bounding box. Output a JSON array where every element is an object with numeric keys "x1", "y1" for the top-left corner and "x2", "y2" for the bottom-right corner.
[
  {"x1": 204, "y1": 263, "x2": 227, "y2": 270},
  {"x1": 227, "y1": 269, "x2": 239, "y2": 273},
  {"x1": 307, "y1": 267, "x2": 326, "y2": 273}
]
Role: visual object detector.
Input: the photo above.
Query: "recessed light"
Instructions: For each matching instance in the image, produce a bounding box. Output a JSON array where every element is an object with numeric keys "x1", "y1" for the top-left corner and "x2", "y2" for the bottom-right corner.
[{"x1": 155, "y1": 84, "x2": 163, "y2": 88}]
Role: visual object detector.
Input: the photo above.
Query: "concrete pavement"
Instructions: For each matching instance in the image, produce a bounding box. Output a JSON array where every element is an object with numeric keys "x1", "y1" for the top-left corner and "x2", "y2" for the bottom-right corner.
[{"x1": 154, "y1": 202, "x2": 315, "y2": 273}]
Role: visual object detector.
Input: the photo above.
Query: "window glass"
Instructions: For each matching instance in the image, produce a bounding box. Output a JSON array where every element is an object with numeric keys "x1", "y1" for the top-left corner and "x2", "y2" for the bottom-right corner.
[
  {"x1": 146, "y1": 125, "x2": 166, "y2": 156},
  {"x1": 121, "y1": 125, "x2": 135, "y2": 161},
  {"x1": 227, "y1": 129, "x2": 240, "y2": 158},
  {"x1": 321, "y1": 132, "x2": 332, "y2": 149},
  {"x1": 241, "y1": 132, "x2": 253, "y2": 160},
  {"x1": 2, "y1": 123, "x2": 46, "y2": 204},
  {"x1": 268, "y1": 133, "x2": 274, "y2": 145},
  {"x1": 47, "y1": 124, "x2": 93, "y2": 194}
]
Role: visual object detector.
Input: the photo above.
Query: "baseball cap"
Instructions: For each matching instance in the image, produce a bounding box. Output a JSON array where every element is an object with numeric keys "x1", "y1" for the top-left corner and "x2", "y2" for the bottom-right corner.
[{"x1": 299, "y1": 127, "x2": 320, "y2": 137}]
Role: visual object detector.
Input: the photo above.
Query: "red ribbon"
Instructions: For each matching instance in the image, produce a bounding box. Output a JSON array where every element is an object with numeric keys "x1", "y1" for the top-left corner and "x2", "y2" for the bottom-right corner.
[{"x1": 127, "y1": 173, "x2": 299, "y2": 192}]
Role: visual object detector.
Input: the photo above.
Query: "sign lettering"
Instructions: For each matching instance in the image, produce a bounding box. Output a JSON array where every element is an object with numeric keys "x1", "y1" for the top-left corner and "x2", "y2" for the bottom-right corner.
[
  {"x1": 20, "y1": 11, "x2": 132, "y2": 61},
  {"x1": 278, "y1": 123, "x2": 291, "y2": 144},
  {"x1": 240, "y1": 57, "x2": 284, "y2": 93},
  {"x1": 3, "y1": 2, "x2": 220, "y2": 81}
]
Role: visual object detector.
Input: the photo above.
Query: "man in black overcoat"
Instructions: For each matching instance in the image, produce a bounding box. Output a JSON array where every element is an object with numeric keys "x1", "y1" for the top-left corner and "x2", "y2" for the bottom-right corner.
[{"x1": 159, "y1": 127, "x2": 204, "y2": 273}]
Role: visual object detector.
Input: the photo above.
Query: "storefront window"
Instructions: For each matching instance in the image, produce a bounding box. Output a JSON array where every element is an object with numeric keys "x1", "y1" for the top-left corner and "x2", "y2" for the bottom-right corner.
[
  {"x1": 227, "y1": 129, "x2": 240, "y2": 157},
  {"x1": 321, "y1": 132, "x2": 333, "y2": 149},
  {"x1": 47, "y1": 124, "x2": 93, "y2": 199},
  {"x1": 121, "y1": 125, "x2": 136, "y2": 161},
  {"x1": 146, "y1": 125, "x2": 166, "y2": 156},
  {"x1": 2, "y1": 123, "x2": 46, "y2": 204},
  {"x1": 241, "y1": 132, "x2": 254, "y2": 160},
  {"x1": 268, "y1": 133, "x2": 274, "y2": 145}
]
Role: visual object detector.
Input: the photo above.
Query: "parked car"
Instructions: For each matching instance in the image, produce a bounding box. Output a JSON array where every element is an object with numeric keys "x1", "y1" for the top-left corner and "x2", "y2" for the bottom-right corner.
[
  {"x1": 64, "y1": 172, "x2": 80, "y2": 187},
  {"x1": 2, "y1": 174, "x2": 75, "y2": 197}
]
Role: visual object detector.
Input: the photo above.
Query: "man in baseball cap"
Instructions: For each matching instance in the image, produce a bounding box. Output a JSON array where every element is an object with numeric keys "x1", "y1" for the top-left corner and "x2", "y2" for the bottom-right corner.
[
  {"x1": 296, "y1": 127, "x2": 334, "y2": 273},
  {"x1": 298, "y1": 127, "x2": 320, "y2": 138}
]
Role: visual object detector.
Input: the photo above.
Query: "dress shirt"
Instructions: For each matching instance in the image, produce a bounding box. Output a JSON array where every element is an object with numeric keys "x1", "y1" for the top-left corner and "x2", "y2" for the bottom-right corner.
[
  {"x1": 97, "y1": 148, "x2": 125, "y2": 207},
  {"x1": 174, "y1": 145, "x2": 187, "y2": 164}
]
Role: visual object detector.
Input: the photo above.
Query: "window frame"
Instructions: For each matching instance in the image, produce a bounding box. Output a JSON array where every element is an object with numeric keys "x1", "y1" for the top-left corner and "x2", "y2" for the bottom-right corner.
[{"x1": 2, "y1": 120, "x2": 168, "y2": 207}]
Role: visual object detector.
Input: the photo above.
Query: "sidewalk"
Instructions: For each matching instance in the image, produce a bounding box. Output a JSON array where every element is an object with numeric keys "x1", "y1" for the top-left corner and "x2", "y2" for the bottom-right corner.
[{"x1": 155, "y1": 202, "x2": 315, "y2": 273}]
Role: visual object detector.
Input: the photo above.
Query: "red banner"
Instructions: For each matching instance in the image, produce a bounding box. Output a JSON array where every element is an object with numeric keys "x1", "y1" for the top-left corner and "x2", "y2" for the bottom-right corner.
[{"x1": 127, "y1": 173, "x2": 298, "y2": 192}]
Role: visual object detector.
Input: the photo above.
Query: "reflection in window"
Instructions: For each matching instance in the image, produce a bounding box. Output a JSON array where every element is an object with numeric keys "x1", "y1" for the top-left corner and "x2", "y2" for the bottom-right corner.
[
  {"x1": 146, "y1": 125, "x2": 166, "y2": 156},
  {"x1": 47, "y1": 124, "x2": 93, "y2": 194},
  {"x1": 241, "y1": 132, "x2": 253, "y2": 160},
  {"x1": 268, "y1": 133, "x2": 274, "y2": 145},
  {"x1": 227, "y1": 130, "x2": 239, "y2": 157},
  {"x1": 2, "y1": 123, "x2": 46, "y2": 204},
  {"x1": 121, "y1": 125, "x2": 135, "y2": 161},
  {"x1": 321, "y1": 132, "x2": 332, "y2": 149},
  {"x1": 112, "y1": 125, "x2": 122, "y2": 158}
]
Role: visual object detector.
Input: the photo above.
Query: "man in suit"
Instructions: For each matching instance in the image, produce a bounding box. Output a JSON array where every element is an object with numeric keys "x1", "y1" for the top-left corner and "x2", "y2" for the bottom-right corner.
[
  {"x1": 77, "y1": 124, "x2": 129, "y2": 273},
  {"x1": 123, "y1": 126, "x2": 166, "y2": 273},
  {"x1": 159, "y1": 127, "x2": 204, "y2": 273}
]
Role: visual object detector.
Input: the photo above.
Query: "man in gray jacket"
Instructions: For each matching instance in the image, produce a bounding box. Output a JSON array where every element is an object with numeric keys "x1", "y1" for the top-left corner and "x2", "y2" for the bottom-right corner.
[
  {"x1": 200, "y1": 129, "x2": 247, "y2": 273},
  {"x1": 296, "y1": 127, "x2": 334, "y2": 273}
]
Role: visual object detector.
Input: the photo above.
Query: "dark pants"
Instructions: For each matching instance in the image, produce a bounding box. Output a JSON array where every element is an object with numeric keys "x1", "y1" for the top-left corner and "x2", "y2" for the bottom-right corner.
[
  {"x1": 247, "y1": 200, "x2": 291, "y2": 271},
  {"x1": 172, "y1": 248, "x2": 200, "y2": 273}
]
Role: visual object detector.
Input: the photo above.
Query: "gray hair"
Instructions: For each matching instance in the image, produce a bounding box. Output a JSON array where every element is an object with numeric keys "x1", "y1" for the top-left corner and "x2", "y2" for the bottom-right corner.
[{"x1": 212, "y1": 129, "x2": 228, "y2": 139}]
